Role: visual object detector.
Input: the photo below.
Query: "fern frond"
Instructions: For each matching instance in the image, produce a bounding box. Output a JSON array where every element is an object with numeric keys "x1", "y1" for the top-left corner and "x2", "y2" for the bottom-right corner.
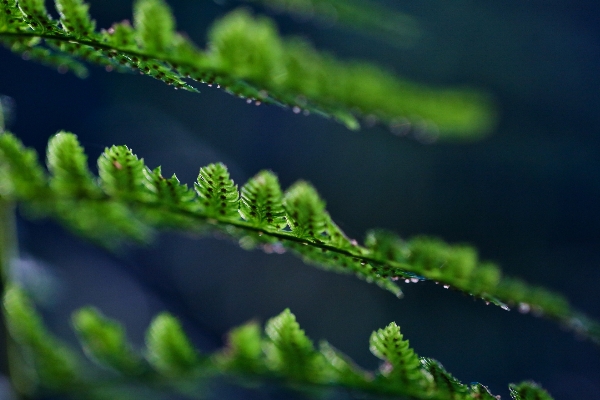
[
  {"x1": 9, "y1": 291, "x2": 543, "y2": 400},
  {"x1": 0, "y1": 0, "x2": 495, "y2": 138},
  {"x1": 2, "y1": 131, "x2": 599, "y2": 346}
]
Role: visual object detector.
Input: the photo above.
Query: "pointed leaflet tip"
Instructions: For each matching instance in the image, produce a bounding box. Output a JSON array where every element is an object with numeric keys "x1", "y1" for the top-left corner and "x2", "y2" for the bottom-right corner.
[
  {"x1": 146, "y1": 313, "x2": 200, "y2": 375},
  {"x1": 72, "y1": 307, "x2": 144, "y2": 375},
  {"x1": 134, "y1": 0, "x2": 175, "y2": 54},
  {"x1": 195, "y1": 162, "x2": 239, "y2": 219},
  {"x1": 55, "y1": 0, "x2": 96, "y2": 36},
  {"x1": 283, "y1": 181, "x2": 327, "y2": 240},
  {"x1": 239, "y1": 170, "x2": 287, "y2": 230},
  {"x1": 46, "y1": 131, "x2": 99, "y2": 197}
]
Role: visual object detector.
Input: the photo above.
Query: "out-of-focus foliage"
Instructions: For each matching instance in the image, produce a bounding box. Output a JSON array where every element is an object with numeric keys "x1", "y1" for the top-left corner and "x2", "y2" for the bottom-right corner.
[
  {"x1": 0, "y1": 0, "x2": 496, "y2": 138},
  {"x1": 3, "y1": 286, "x2": 555, "y2": 399}
]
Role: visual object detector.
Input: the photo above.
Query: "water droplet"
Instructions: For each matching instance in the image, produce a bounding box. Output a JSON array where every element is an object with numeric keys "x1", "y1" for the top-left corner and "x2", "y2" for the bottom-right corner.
[
  {"x1": 365, "y1": 114, "x2": 378, "y2": 127},
  {"x1": 410, "y1": 278, "x2": 420, "y2": 283},
  {"x1": 518, "y1": 303, "x2": 530, "y2": 314},
  {"x1": 246, "y1": 99, "x2": 252, "y2": 104},
  {"x1": 443, "y1": 285, "x2": 450, "y2": 289},
  {"x1": 207, "y1": 84, "x2": 212, "y2": 87},
  {"x1": 405, "y1": 279, "x2": 410, "y2": 283},
  {"x1": 217, "y1": 84, "x2": 220, "y2": 88},
  {"x1": 389, "y1": 117, "x2": 410, "y2": 136},
  {"x1": 292, "y1": 106, "x2": 301, "y2": 114}
]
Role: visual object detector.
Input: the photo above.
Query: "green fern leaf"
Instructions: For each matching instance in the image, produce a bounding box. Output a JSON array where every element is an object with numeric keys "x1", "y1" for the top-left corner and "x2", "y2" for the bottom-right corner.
[
  {"x1": 467, "y1": 261, "x2": 502, "y2": 294},
  {"x1": 319, "y1": 341, "x2": 371, "y2": 387},
  {"x1": 239, "y1": 170, "x2": 287, "y2": 230},
  {"x1": 509, "y1": 381, "x2": 554, "y2": 400},
  {"x1": 365, "y1": 229, "x2": 409, "y2": 263},
  {"x1": 104, "y1": 20, "x2": 137, "y2": 50},
  {"x1": 4, "y1": 285, "x2": 81, "y2": 390},
  {"x1": 264, "y1": 308, "x2": 323, "y2": 382},
  {"x1": 143, "y1": 166, "x2": 194, "y2": 206},
  {"x1": 283, "y1": 181, "x2": 327, "y2": 240},
  {"x1": 55, "y1": 0, "x2": 95, "y2": 37},
  {"x1": 218, "y1": 320, "x2": 265, "y2": 373},
  {"x1": 98, "y1": 145, "x2": 147, "y2": 200},
  {"x1": 207, "y1": 9, "x2": 284, "y2": 82},
  {"x1": 369, "y1": 322, "x2": 426, "y2": 390},
  {"x1": 134, "y1": 0, "x2": 175, "y2": 54},
  {"x1": 0, "y1": 0, "x2": 25, "y2": 30},
  {"x1": 17, "y1": 0, "x2": 56, "y2": 32},
  {"x1": 46, "y1": 132, "x2": 101, "y2": 198},
  {"x1": 72, "y1": 306, "x2": 146, "y2": 375},
  {"x1": 146, "y1": 312, "x2": 200, "y2": 376},
  {"x1": 420, "y1": 358, "x2": 469, "y2": 398},
  {"x1": 0, "y1": 132, "x2": 47, "y2": 200},
  {"x1": 195, "y1": 162, "x2": 239, "y2": 219}
]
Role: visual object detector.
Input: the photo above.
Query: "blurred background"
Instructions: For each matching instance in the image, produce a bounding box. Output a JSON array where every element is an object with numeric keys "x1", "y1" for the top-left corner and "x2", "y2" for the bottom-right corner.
[{"x1": 1, "y1": 0, "x2": 599, "y2": 398}]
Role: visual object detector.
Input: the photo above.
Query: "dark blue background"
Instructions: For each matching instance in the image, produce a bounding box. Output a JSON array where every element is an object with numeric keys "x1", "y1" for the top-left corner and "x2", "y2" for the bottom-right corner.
[{"x1": 1, "y1": 0, "x2": 599, "y2": 398}]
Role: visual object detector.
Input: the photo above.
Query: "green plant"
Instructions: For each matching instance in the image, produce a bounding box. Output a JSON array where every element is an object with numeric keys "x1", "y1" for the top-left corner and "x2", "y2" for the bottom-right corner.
[{"x1": 0, "y1": 0, "x2": 597, "y2": 399}]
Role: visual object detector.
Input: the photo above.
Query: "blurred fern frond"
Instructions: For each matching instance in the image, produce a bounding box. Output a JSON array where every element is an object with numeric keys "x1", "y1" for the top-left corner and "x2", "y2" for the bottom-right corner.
[
  {"x1": 4, "y1": 285, "x2": 555, "y2": 400},
  {"x1": 0, "y1": 0, "x2": 495, "y2": 139}
]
